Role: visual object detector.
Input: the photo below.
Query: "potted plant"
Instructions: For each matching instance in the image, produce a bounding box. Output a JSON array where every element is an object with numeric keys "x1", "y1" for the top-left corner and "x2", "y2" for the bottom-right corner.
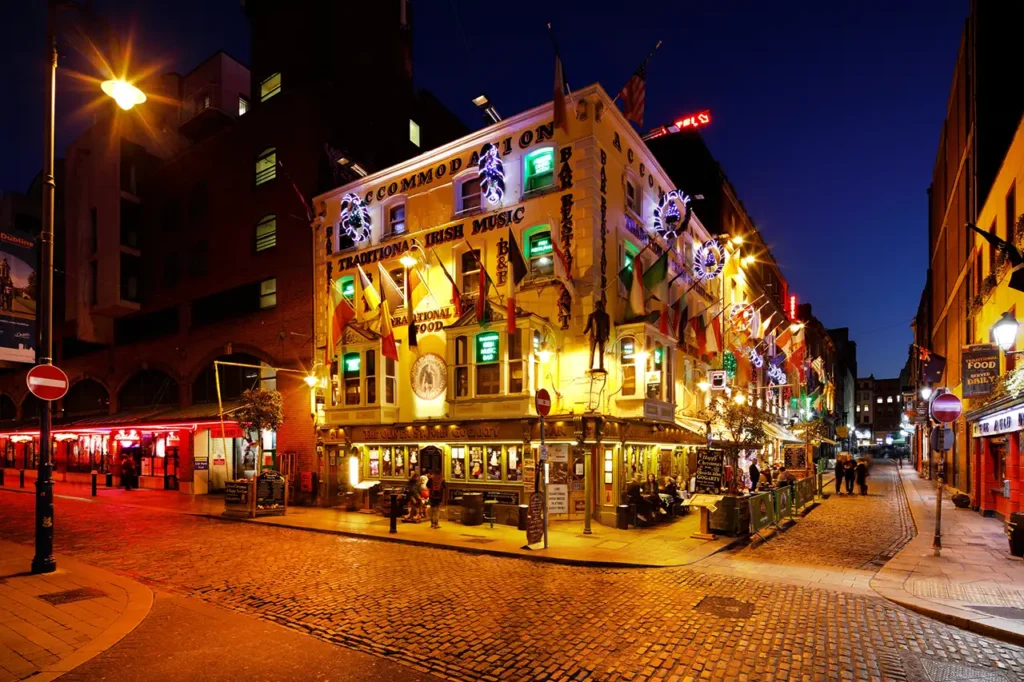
[{"x1": 234, "y1": 388, "x2": 284, "y2": 473}]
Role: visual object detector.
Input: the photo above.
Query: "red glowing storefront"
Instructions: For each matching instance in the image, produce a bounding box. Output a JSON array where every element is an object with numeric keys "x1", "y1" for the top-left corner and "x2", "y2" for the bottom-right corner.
[{"x1": 968, "y1": 397, "x2": 1024, "y2": 520}]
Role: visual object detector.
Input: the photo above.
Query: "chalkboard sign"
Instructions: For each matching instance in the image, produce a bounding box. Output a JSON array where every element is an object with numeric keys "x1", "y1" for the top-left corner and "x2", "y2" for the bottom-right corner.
[
  {"x1": 255, "y1": 471, "x2": 286, "y2": 516},
  {"x1": 224, "y1": 481, "x2": 251, "y2": 517},
  {"x1": 694, "y1": 449, "x2": 724, "y2": 494},
  {"x1": 783, "y1": 445, "x2": 807, "y2": 469},
  {"x1": 526, "y1": 491, "x2": 544, "y2": 545}
]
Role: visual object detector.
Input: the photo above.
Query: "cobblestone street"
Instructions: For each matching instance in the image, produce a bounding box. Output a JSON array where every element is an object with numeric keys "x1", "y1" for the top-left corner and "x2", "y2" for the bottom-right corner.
[{"x1": 2, "y1": 482, "x2": 1024, "y2": 682}]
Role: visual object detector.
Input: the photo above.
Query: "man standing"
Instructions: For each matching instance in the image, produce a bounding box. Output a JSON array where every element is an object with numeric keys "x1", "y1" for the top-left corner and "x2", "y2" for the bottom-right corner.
[
  {"x1": 428, "y1": 471, "x2": 445, "y2": 529},
  {"x1": 748, "y1": 459, "x2": 760, "y2": 492}
]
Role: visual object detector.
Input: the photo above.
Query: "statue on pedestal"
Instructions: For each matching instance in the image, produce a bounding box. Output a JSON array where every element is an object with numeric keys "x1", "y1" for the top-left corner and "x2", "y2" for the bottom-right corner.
[{"x1": 583, "y1": 300, "x2": 610, "y2": 371}]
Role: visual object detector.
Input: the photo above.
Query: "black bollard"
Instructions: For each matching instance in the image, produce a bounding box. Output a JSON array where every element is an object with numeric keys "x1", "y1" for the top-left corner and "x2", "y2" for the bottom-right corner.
[
  {"x1": 20, "y1": 470, "x2": 26, "y2": 488},
  {"x1": 0, "y1": 467, "x2": 4, "y2": 487},
  {"x1": 105, "y1": 472, "x2": 113, "y2": 488},
  {"x1": 389, "y1": 493, "x2": 398, "y2": 534},
  {"x1": 91, "y1": 471, "x2": 97, "y2": 496}
]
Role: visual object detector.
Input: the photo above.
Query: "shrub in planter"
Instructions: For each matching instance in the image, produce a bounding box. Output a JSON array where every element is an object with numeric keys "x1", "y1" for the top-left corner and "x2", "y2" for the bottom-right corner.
[{"x1": 952, "y1": 493, "x2": 971, "y2": 509}]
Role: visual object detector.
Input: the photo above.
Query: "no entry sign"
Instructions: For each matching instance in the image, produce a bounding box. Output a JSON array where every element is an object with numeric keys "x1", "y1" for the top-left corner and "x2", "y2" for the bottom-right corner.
[
  {"x1": 930, "y1": 392, "x2": 962, "y2": 424},
  {"x1": 535, "y1": 389, "x2": 551, "y2": 417},
  {"x1": 26, "y1": 364, "x2": 69, "y2": 402}
]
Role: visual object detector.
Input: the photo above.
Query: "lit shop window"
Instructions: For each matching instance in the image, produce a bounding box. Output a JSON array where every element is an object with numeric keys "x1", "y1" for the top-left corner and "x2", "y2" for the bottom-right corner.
[
  {"x1": 476, "y1": 332, "x2": 500, "y2": 395},
  {"x1": 527, "y1": 229, "x2": 554, "y2": 277},
  {"x1": 259, "y1": 278, "x2": 277, "y2": 309},
  {"x1": 260, "y1": 72, "x2": 281, "y2": 102},
  {"x1": 621, "y1": 336, "x2": 636, "y2": 396},
  {"x1": 524, "y1": 148, "x2": 555, "y2": 193},
  {"x1": 458, "y1": 176, "x2": 482, "y2": 213},
  {"x1": 454, "y1": 336, "x2": 469, "y2": 397},
  {"x1": 255, "y1": 214, "x2": 277, "y2": 252},
  {"x1": 409, "y1": 119, "x2": 420, "y2": 147},
  {"x1": 239, "y1": 96, "x2": 249, "y2": 116},
  {"x1": 451, "y1": 446, "x2": 466, "y2": 479},
  {"x1": 255, "y1": 147, "x2": 276, "y2": 186}
]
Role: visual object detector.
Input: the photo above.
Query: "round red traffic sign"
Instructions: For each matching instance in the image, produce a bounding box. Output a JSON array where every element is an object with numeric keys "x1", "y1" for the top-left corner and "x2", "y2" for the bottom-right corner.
[
  {"x1": 535, "y1": 388, "x2": 551, "y2": 417},
  {"x1": 26, "y1": 364, "x2": 69, "y2": 402},
  {"x1": 930, "y1": 392, "x2": 962, "y2": 423}
]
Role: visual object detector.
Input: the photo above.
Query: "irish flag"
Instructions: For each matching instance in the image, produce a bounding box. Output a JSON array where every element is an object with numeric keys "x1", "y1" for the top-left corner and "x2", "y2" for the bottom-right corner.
[
  {"x1": 380, "y1": 300, "x2": 398, "y2": 361},
  {"x1": 327, "y1": 278, "x2": 355, "y2": 366}
]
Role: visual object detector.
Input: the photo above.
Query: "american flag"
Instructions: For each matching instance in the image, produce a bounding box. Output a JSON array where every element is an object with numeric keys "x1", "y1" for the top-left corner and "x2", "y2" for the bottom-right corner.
[{"x1": 618, "y1": 61, "x2": 647, "y2": 126}]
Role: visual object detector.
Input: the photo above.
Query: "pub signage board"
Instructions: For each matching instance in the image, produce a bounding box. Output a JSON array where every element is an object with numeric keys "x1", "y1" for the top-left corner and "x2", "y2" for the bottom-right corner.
[
  {"x1": 962, "y1": 344, "x2": 999, "y2": 398},
  {"x1": 694, "y1": 448, "x2": 724, "y2": 494},
  {"x1": 972, "y1": 404, "x2": 1024, "y2": 437},
  {"x1": 255, "y1": 471, "x2": 286, "y2": 516},
  {"x1": 526, "y1": 491, "x2": 544, "y2": 545}
]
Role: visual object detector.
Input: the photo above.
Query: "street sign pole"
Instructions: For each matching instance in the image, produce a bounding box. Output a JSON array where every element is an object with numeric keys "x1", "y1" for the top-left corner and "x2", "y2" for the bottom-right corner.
[
  {"x1": 541, "y1": 416, "x2": 548, "y2": 550},
  {"x1": 928, "y1": 390, "x2": 961, "y2": 558}
]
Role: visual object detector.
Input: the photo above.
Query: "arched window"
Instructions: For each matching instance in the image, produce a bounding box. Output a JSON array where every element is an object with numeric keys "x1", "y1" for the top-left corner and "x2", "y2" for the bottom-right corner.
[
  {"x1": 255, "y1": 147, "x2": 276, "y2": 186},
  {"x1": 193, "y1": 353, "x2": 272, "y2": 404},
  {"x1": 255, "y1": 214, "x2": 277, "y2": 252},
  {"x1": 0, "y1": 395, "x2": 15, "y2": 421},
  {"x1": 119, "y1": 370, "x2": 179, "y2": 410},
  {"x1": 64, "y1": 380, "x2": 109, "y2": 416}
]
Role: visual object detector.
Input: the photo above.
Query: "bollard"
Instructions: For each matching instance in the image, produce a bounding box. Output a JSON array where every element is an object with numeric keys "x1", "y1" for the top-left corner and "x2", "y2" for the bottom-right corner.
[
  {"x1": 91, "y1": 471, "x2": 97, "y2": 496},
  {"x1": 0, "y1": 467, "x2": 4, "y2": 487},
  {"x1": 105, "y1": 472, "x2": 113, "y2": 488},
  {"x1": 389, "y1": 493, "x2": 398, "y2": 534},
  {"x1": 20, "y1": 469, "x2": 26, "y2": 488}
]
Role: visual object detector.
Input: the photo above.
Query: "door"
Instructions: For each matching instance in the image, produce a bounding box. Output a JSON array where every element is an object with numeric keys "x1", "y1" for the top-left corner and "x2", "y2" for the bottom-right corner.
[
  {"x1": 420, "y1": 446, "x2": 443, "y2": 474},
  {"x1": 165, "y1": 446, "x2": 180, "y2": 490}
]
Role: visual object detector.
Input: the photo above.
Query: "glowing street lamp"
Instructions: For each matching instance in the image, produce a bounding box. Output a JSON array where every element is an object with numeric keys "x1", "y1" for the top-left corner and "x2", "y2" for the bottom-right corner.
[
  {"x1": 100, "y1": 79, "x2": 147, "y2": 110},
  {"x1": 992, "y1": 311, "x2": 1020, "y2": 353},
  {"x1": 920, "y1": 386, "x2": 933, "y2": 400}
]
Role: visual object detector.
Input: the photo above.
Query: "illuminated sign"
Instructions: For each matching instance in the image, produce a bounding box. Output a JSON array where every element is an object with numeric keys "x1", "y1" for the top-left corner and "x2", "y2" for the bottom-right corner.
[
  {"x1": 621, "y1": 339, "x2": 635, "y2": 360},
  {"x1": 340, "y1": 277, "x2": 355, "y2": 299},
  {"x1": 654, "y1": 347, "x2": 663, "y2": 366},
  {"x1": 114, "y1": 429, "x2": 140, "y2": 443},
  {"x1": 674, "y1": 110, "x2": 711, "y2": 130},
  {"x1": 476, "y1": 332, "x2": 500, "y2": 364},
  {"x1": 343, "y1": 353, "x2": 361, "y2": 374},
  {"x1": 788, "y1": 295, "x2": 798, "y2": 321},
  {"x1": 527, "y1": 149, "x2": 553, "y2": 175},
  {"x1": 693, "y1": 239, "x2": 726, "y2": 281},
  {"x1": 529, "y1": 233, "x2": 553, "y2": 256},
  {"x1": 767, "y1": 364, "x2": 787, "y2": 384}
]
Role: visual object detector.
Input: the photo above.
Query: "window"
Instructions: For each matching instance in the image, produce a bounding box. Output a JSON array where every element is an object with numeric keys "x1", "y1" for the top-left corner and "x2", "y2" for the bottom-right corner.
[
  {"x1": 989, "y1": 219, "x2": 997, "y2": 274},
  {"x1": 455, "y1": 336, "x2": 469, "y2": 397},
  {"x1": 469, "y1": 446, "x2": 484, "y2": 479},
  {"x1": 255, "y1": 214, "x2": 277, "y2": 252},
  {"x1": 461, "y1": 250, "x2": 481, "y2": 298},
  {"x1": 448, "y1": 446, "x2": 464, "y2": 479},
  {"x1": 524, "y1": 148, "x2": 555, "y2": 193},
  {"x1": 856, "y1": 405, "x2": 860, "y2": 412},
  {"x1": 385, "y1": 357, "x2": 396, "y2": 404},
  {"x1": 458, "y1": 176, "x2": 482, "y2": 213},
  {"x1": 527, "y1": 229, "x2": 554, "y2": 277},
  {"x1": 665, "y1": 346, "x2": 673, "y2": 403},
  {"x1": 259, "y1": 278, "x2": 277, "y2": 309},
  {"x1": 188, "y1": 241, "x2": 209, "y2": 278},
  {"x1": 121, "y1": 199, "x2": 141, "y2": 249},
  {"x1": 625, "y1": 177, "x2": 640, "y2": 215},
  {"x1": 386, "y1": 203, "x2": 406, "y2": 238},
  {"x1": 486, "y1": 445, "x2": 501, "y2": 480},
  {"x1": 863, "y1": 404, "x2": 869, "y2": 411},
  {"x1": 509, "y1": 330, "x2": 523, "y2": 393},
  {"x1": 343, "y1": 352, "x2": 361, "y2": 405},
  {"x1": 339, "y1": 276, "x2": 356, "y2": 302},
  {"x1": 239, "y1": 97, "x2": 249, "y2": 116},
  {"x1": 121, "y1": 253, "x2": 140, "y2": 302},
  {"x1": 260, "y1": 73, "x2": 281, "y2": 102},
  {"x1": 476, "y1": 332, "x2": 500, "y2": 395},
  {"x1": 621, "y1": 336, "x2": 636, "y2": 396},
  {"x1": 255, "y1": 148, "x2": 276, "y2": 186},
  {"x1": 383, "y1": 267, "x2": 405, "y2": 311},
  {"x1": 506, "y1": 445, "x2": 522, "y2": 481},
  {"x1": 409, "y1": 119, "x2": 420, "y2": 147},
  {"x1": 365, "y1": 350, "x2": 377, "y2": 405},
  {"x1": 368, "y1": 448, "x2": 379, "y2": 477}
]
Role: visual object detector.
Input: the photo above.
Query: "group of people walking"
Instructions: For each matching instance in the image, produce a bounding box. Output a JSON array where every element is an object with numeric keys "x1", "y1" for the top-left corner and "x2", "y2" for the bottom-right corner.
[{"x1": 833, "y1": 454, "x2": 869, "y2": 495}]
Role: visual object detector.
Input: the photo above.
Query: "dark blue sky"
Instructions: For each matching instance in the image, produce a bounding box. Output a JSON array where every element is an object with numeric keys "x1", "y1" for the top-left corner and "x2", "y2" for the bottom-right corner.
[{"x1": 2, "y1": 1, "x2": 966, "y2": 378}]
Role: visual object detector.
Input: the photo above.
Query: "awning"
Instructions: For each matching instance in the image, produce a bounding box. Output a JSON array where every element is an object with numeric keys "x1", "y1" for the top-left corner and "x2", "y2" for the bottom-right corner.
[{"x1": 763, "y1": 421, "x2": 803, "y2": 444}]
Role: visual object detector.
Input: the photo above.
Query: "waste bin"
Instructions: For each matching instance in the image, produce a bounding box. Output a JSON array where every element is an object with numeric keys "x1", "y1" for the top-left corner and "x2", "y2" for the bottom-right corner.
[
  {"x1": 462, "y1": 492, "x2": 484, "y2": 526},
  {"x1": 1008, "y1": 512, "x2": 1024, "y2": 558},
  {"x1": 616, "y1": 504, "x2": 631, "y2": 530},
  {"x1": 343, "y1": 491, "x2": 357, "y2": 511},
  {"x1": 517, "y1": 504, "x2": 529, "y2": 530}
]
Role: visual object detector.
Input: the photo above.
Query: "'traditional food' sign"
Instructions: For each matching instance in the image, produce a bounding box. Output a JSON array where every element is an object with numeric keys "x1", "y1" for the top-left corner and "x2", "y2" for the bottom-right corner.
[{"x1": 962, "y1": 344, "x2": 999, "y2": 398}]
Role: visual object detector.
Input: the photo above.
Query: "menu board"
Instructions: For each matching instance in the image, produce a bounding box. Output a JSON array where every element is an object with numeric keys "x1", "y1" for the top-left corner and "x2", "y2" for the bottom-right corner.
[
  {"x1": 526, "y1": 491, "x2": 544, "y2": 545},
  {"x1": 783, "y1": 445, "x2": 807, "y2": 469},
  {"x1": 694, "y1": 449, "x2": 724, "y2": 494},
  {"x1": 224, "y1": 481, "x2": 251, "y2": 516},
  {"x1": 523, "y1": 449, "x2": 537, "y2": 492},
  {"x1": 255, "y1": 471, "x2": 286, "y2": 516}
]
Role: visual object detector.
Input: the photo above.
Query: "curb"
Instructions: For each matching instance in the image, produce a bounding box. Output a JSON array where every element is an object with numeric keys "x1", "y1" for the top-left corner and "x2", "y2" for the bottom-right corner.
[{"x1": 0, "y1": 541, "x2": 154, "y2": 682}]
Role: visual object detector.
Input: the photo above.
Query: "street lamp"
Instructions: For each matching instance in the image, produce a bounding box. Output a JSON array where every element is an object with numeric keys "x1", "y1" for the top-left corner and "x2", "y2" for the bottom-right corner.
[
  {"x1": 993, "y1": 311, "x2": 1019, "y2": 353},
  {"x1": 32, "y1": 3, "x2": 147, "y2": 575},
  {"x1": 920, "y1": 386, "x2": 933, "y2": 400}
]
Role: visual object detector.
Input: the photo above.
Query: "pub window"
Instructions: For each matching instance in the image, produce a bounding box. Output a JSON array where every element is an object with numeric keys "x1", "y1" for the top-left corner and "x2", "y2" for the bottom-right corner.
[
  {"x1": 455, "y1": 336, "x2": 469, "y2": 397},
  {"x1": 476, "y1": 332, "x2": 500, "y2": 395},
  {"x1": 621, "y1": 336, "x2": 636, "y2": 396},
  {"x1": 461, "y1": 250, "x2": 481, "y2": 298},
  {"x1": 524, "y1": 148, "x2": 555, "y2": 193},
  {"x1": 384, "y1": 267, "x2": 405, "y2": 311},
  {"x1": 625, "y1": 177, "x2": 640, "y2": 216},
  {"x1": 451, "y1": 446, "x2": 466, "y2": 479},
  {"x1": 339, "y1": 276, "x2": 356, "y2": 302},
  {"x1": 506, "y1": 445, "x2": 522, "y2": 481},
  {"x1": 255, "y1": 147, "x2": 276, "y2": 186},
  {"x1": 260, "y1": 72, "x2": 281, "y2": 102},
  {"x1": 486, "y1": 445, "x2": 502, "y2": 480},
  {"x1": 527, "y1": 229, "x2": 554, "y2": 277},
  {"x1": 386, "y1": 203, "x2": 406, "y2": 238},
  {"x1": 382, "y1": 446, "x2": 393, "y2": 477},
  {"x1": 365, "y1": 349, "x2": 377, "y2": 405},
  {"x1": 238, "y1": 96, "x2": 249, "y2": 116},
  {"x1": 394, "y1": 445, "x2": 405, "y2": 477},
  {"x1": 343, "y1": 352, "x2": 361, "y2": 405},
  {"x1": 255, "y1": 214, "x2": 277, "y2": 252},
  {"x1": 458, "y1": 176, "x2": 482, "y2": 213},
  {"x1": 368, "y1": 448, "x2": 380, "y2": 478},
  {"x1": 469, "y1": 446, "x2": 484, "y2": 479},
  {"x1": 259, "y1": 278, "x2": 277, "y2": 309},
  {"x1": 385, "y1": 356, "x2": 396, "y2": 404},
  {"x1": 647, "y1": 344, "x2": 663, "y2": 399},
  {"x1": 509, "y1": 330, "x2": 524, "y2": 393}
]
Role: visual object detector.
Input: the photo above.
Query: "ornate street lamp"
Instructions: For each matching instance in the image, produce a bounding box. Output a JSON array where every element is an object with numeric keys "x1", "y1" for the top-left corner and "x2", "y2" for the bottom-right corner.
[{"x1": 993, "y1": 311, "x2": 1020, "y2": 353}]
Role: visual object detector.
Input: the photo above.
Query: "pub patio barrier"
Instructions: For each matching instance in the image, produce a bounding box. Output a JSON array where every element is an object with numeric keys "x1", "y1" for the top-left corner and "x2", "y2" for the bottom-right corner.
[{"x1": 748, "y1": 476, "x2": 820, "y2": 540}]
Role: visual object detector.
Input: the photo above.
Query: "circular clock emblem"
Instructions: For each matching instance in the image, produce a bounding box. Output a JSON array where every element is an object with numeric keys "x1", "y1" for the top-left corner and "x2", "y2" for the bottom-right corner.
[{"x1": 411, "y1": 353, "x2": 447, "y2": 400}]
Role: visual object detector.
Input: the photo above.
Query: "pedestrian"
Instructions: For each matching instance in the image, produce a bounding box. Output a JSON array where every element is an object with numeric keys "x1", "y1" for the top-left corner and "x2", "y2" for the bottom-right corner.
[
  {"x1": 748, "y1": 459, "x2": 761, "y2": 492},
  {"x1": 834, "y1": 455, "x2": 845, "y2": 495},
  {"x1": 428, "y1": 471, "x2": 444, "y2": 529},
  {"x1": 121, "y1": 455, "x2": 135, "y2": 491},
  {"x1": 896, "y1": 451, "x2": 904, "y2": 469},
  {"x1": 762, "y1": 465, "x2": 773, "y2": 488},
  {"x1": 418, "y1": 475, "x2": 430, "y2": 521},
  {"x1": 856, "y1": 458, "x2": 869, "y2": 495},
  {"x1": 403, "y1": 473, "x2": 420, "y2": 522},
  {"x1": 843, "y1": 458, "x2": 855, "y2": 494}
]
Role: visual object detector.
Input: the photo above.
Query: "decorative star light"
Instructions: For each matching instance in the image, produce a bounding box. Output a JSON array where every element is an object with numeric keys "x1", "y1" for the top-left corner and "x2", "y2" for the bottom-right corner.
[
  {"x1": 693, "y1": 239, "x2": 726, "y2": 281},
  {"x1": 650, "y1": 189, "x2": 692, "y2": 241},
  {"x1": 478, "y1": 143, "x2": 505, "y2": 205},
  {"x1": 339, "y1": 193, "x2": 372, "y2": 243}
]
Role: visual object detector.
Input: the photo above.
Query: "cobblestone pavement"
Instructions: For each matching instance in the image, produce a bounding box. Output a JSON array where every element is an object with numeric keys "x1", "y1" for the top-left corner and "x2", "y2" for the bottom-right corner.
[
  {"x1": 740, "y1": 460, "x2": 916, "y2": 571},
  {"x1": 2, "y1": 489, "x2": 1023, "y2": 681}
]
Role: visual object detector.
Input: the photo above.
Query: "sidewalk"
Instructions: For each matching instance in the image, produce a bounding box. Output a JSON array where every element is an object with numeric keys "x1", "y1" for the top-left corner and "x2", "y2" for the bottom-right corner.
[
  {"x1": 0, "y1": 540, "x2": 152, "y2": 682},
  {"x1": 0, "y1": 480, "x2": 736, "y2": 567},
  {"x1": 871, "y1": 466, "x2": 1024, "y2": 646}
]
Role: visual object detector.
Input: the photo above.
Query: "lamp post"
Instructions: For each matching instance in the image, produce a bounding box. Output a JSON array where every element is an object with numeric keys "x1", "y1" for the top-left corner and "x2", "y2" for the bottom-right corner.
[{"x1": 34, "y1": 2, "x2": 146, "y2": 574}]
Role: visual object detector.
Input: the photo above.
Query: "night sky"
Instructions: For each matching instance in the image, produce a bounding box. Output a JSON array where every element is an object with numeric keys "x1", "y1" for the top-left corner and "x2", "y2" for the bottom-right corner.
[{"x1": 1, "y1": 1, "x2": 966, "y2": 378}]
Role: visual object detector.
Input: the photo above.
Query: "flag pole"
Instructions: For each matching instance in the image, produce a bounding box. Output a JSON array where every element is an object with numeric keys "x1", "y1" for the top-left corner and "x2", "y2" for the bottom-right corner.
[
  {"x1": 547, "y1": 23, "x2": 576, "y2": 115},
  {"x1": 611, "y1": 40, "x2": 662, "y2": 104}
]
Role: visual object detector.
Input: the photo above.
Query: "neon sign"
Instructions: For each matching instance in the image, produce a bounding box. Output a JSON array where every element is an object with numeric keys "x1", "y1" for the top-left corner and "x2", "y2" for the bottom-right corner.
[
  {"x1": 674, "y1": 110, "x2": 711, "y2": 130},
  {"x1": 339, "y1": 193, "x2": 372, "y2": 244},
  {"x1": 114, "y1": 429, "x2": 140, "y2": 443},
  {"x1": 650, "y1": 189, "x2": 692, "y2": 242},
  {"x1": 788, "y1": 295, "x2": 798, "y2": 321},
  {"x1": 478, "y1": 143, "x2": 505, "y2": 205},
  {"x1": 693, "y1": 239, "x2": 726, "y2": 281},
  {"x1": 768, "y1": 364, "x2": 786, "y2": 384}
]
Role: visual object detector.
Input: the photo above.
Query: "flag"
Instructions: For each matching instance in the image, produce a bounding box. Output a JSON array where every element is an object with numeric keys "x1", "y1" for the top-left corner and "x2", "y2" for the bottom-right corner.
[
  {"x1": 922, "y1": 351, "x2": 946, "y2": 384},
  {"x1": 380, "y1": 300, "x2": 398, "y2": 361},
  {"x1": 617, "y1": 41, "x2": 662, "y2": 126},
  {"x1": 464, "y1": 240, "x2": 492, "y2": 324},
  {"x1": 628, "y1": 255, "x2": 645, "y2": 317},
  {"x1": 549, "y1": 24, "x2": 571, "y2": 132},
  {"x1": 708, "y1": 311, "x2": 722, "y2": 355},
  {"x1": 658, "y1": 297, "x2": 670, "y2": 335},
  {"x1": 674, "y1": 292, "x2": 689, "y2": 344},
  {"x1": 690, "y1": 312, "x2": 707, "y2": 356},
  {"x1": 357, "y1": 264, "x2": 381, "y2": 312},
  {"x1": 431, "y1": 248, "x2": 462, "y2": 317},
  {"x1": 408, "y1": 267, "x2": 428, "y2": 313},
  {"x1": 641, "y1": 250, "x2": 669, "y2": 291},
  {"x1": 776, "y1": 325, "x2": 793, "y2": 353},
  {"x1": 506, "y1": 229, "x2": 529, "y2": 334},
  {"x1": 551, "y1": 239, "x2": 575, "y2": 299},
  {"x1": 406, "y1": 268, "x2": 424, "y2": 349},
  {"x1": 328, "y1": 278, "x2": 355, "y2": 367},
  {"x1": 378, "y1": 263, "x2": 405, "y2": 307},
  {"x1": 967, "y1": 223, "x2": 1024, "y2": 292}
]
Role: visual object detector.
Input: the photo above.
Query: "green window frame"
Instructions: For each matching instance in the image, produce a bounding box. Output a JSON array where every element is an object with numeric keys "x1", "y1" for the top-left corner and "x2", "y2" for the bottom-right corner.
[{"x1": 524, "y1": 148, "x2": 555, "y2": 193}]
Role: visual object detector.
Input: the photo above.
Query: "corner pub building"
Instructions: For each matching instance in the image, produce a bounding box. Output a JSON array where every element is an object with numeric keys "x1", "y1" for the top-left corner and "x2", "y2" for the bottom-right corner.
[{"x1": 311, "y1": 85, "x2": 725, "y2": 527}]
